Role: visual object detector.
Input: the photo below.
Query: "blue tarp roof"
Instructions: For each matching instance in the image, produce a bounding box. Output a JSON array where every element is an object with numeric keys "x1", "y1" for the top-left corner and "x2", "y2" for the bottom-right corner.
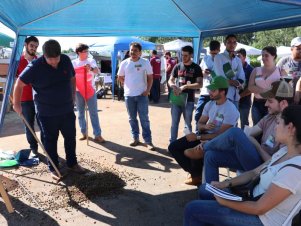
[{"x1": 1, "y1": 0, "x2": 301, "y2": 132}]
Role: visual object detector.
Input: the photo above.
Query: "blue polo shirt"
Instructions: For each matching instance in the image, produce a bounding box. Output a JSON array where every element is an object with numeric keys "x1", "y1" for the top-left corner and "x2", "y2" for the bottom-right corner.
[{"x1": 20, "y1": 54, "x2": 75, "y2": 116}]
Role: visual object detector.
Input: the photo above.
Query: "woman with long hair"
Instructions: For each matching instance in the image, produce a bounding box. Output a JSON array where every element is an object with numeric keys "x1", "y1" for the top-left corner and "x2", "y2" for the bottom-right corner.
[{"x1": 248, "y1": 46, "x2": 282, "y2": 125}]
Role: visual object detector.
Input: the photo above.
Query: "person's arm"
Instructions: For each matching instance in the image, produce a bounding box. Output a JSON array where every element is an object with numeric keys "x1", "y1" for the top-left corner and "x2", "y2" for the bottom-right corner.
[
  {"x1": 201, "y1": 124, "x2": 234, "y2": 140},
  {"x1": 294, "y1": 77, "x2": 301, "y2": 104},
  {"x1": 180, "y1": 76, "x2": 202, "y2": 91},
  {"x1": 245, "y1": 124, "x2": 272, "y2": 161},
  {"x1": 13, "y1": 78, "x2": 26, "y2": 115},
  {"x1": 215, "y1": 183, "x2": 291, "y2": 215},
  {"x1": 228, "y1": 60, "x2": 245, "y2": 88},
  {"x1": 71, "y1": 77, "x2": 76, "y2": 104},
  {"x1": 213, "y1": 54, "x2": 224, "y2": 77},
  {"x1": 142, "y1": 74, "x2": 153, "y2": 96},
  {"x1": 248, "y1": 68, "x2": 266, "y2": 94}
]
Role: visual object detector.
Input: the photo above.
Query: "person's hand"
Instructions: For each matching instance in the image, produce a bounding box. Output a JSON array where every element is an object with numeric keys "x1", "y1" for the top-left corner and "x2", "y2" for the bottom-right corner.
[
  {"x1": 85, "y1": 64, "x2": 91, "y2": 71},
  {"x1": 141, "y1": 90, "x2": 150, "y2": 96},
  {"x1": 179, "y1": 85, "x2": 187, "y2": 91},
  {"x1": 203, "y1": 69, "x2": 211, "y2": 78},
  {"x1": 211, "y1": 180, "x2": 229, "y2": 189},
  {"x1": 228, "y1": 79, "x2": 240, "y2": 87},
  {"x1": 186, "y1": 133, "x2": 197, "y2": 142},
  {"x1": 13, "y1": 103, "x2": 22, "y2": 115},
  {"x1": 172, "y1": 86, "x2": 181, "y2": 96},
  {"x1": 205, "y1": 122, "x2": 216, "y2": 130}
]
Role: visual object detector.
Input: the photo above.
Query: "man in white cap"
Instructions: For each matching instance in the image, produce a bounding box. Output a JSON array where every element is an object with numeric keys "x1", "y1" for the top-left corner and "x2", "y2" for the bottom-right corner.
[{"x1": 277, "y1": 37, "x2": 301, "y2": 104}]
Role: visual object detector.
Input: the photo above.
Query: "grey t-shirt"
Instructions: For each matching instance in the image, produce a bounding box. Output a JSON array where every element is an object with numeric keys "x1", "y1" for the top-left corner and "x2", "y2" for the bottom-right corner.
[{"x1": 202, "y1": 99, "x2": 239, "y2": 134}]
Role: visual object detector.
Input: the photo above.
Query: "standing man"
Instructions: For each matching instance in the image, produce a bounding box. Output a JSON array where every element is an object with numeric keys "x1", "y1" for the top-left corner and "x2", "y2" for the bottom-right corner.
[
  {"x1": 149, "y1": 50, "x2": 161, "y2": 103},
  {"x1": 168, "y1": 45, "x2": 202, "y2": 143},
  {"x1": 213, "y1": 34, "x2": 245, "y2": 108},
  {"x1": 13, "y1": 39, "x2": 85, "y2": 178},
  {"x1": 72, "y1": 43, "x2": 105, "y2": 143},
  {"x1": 165, "y1": 51, "x2": 176, "y2": 97},
  {"x1": 236, "y1": 48, "x2": 254, "y2": 129},
  {"x1": 194, "y1": 40, "x2": 220, "y2": 131},
  {"x1": 118, "y1": 42, "x2": 155, "y2": 150},
  {"x1": 15, "y1": 36, "x2": 40, "y2": 156},
  {"x1": 277, "y1": 36, "x2": 301, "y2": 104}
]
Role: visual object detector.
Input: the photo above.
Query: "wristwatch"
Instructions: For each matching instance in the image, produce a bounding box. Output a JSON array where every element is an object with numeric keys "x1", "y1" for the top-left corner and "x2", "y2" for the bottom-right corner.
[{"x1": 196, "y1": 135, "x2": 202, "y2": 140}]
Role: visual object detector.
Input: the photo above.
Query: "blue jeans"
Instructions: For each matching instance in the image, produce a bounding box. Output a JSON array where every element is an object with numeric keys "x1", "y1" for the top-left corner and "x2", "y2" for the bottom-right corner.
[
  {"x1": 149, "y1": 78, "x2": 161, "y2": 103},
  {"x1": 203, "y1": 127, "x2": 263, "y2": 183},
  {"x1": 239, "y1": 103, "x2": 251, "y2": 130},
  {"x1": 125, "y1": 95, "x2": 152, "y2": 143},
  {"x1": 22, "y1": 101, "x2": 38, "y2": 151},
  {"x1": 184, "y1": 200, "x2": 263, "y2": 226},
  {"x1": 252, "y1": 99, "x2": 268, "y2": 125},
  {"x1": 170, "y1": 102, "x2": 194, "y2": 143},
  {"x1": 37, "y1": 112, "x2": 77, "y2": 172},
  {"x1": 76, "y1": 91, "x2": 102, "y2": 137},
  {"x1": 194, "y1": 95, "x2": 210, "y2": 132}
]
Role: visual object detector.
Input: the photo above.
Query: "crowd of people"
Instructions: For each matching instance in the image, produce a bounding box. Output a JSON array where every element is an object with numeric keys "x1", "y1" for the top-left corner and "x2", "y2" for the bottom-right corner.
[{"x1": 11, "y1": 34, "x2": 301, "y2": 225}]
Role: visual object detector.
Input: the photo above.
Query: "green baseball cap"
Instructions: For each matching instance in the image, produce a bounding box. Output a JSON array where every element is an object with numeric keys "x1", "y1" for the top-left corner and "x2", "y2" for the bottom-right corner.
[{"x1": 206, "y1": 76, "x2": 229, "y2": 90}]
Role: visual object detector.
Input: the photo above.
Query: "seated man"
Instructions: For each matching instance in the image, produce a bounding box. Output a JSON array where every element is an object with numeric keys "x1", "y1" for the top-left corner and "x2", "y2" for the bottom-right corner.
[
  {"x1": 184, "y1": 80, "x2": 294, "y2": 198},
  {"x1": 168, "y1": 76, "x2": 239, "y2": 186}
]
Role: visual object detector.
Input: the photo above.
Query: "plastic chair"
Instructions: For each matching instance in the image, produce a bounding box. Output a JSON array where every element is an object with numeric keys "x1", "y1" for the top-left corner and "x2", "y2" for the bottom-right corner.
[{"x1": 282, "y1": 199, "x2": 301, "y2": 226}]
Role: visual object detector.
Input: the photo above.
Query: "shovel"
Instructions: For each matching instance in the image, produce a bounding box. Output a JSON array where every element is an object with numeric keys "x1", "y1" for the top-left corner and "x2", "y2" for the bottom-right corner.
[{"x1": 20, "y1": 113, "x2": 63, "y2": 183}]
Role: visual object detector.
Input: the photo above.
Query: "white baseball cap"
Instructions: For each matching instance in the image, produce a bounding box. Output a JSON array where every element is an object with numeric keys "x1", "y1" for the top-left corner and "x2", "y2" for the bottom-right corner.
[{"x1": 291, "y1": 37, "x2": 301, "y2": 47}]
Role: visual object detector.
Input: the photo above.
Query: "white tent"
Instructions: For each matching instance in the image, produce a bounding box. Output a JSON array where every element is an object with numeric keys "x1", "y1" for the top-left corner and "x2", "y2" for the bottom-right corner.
[
  {"x1": 276, "y1": 46, "x2": 291, "y2": 57},
  {"x1": 163, "y1": 39, "x2": 192, "y2": 51}
]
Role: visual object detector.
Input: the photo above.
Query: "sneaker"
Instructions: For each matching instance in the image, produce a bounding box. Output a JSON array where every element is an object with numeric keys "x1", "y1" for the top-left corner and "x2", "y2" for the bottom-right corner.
[
  {"x1": 79, "y1": 134, "x2": 87, "y2": 141},
  {"x1": 184, "y1": 175, "x2": 201, "y2": 186},
  {"x1": 145, "y1": 142, "x2": 156, "y2": 151},
  {"x1": 129, "y1": 139, "x2": 140, "y2": 147},
  {"x1": 94, "y1": 135, "x2": 106, "y2": 143},
  {"x1": 67, "y1": 164, "x2": 87, "y2": 174}
]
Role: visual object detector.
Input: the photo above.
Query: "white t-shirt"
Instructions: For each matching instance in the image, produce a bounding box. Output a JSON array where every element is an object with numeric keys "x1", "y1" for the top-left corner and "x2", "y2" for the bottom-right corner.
[
  {"x1": 213, "y1": 50, "x2": 245, "y2": 102},
  {"x1": 72, "y1": 57, "x2": 98, "y2": 89},
  {"x1": 118, "y1": 58, "x2": 153, "y2": 96},
  {"x1": 202, "y1": 99, "x2": 239, "y2": 134},
  {"x1": 253, "y1": 146, "x2": 301, "y2": 226},
  {"x1": 200, "y1": 55, "x2": 214, "y2": 95}
]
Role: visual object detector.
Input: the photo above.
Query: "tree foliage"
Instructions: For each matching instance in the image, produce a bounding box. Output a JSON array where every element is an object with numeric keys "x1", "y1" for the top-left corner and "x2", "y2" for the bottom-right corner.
[{"x1": 141, "y1": 26, "x2": 301, "y2": 49}]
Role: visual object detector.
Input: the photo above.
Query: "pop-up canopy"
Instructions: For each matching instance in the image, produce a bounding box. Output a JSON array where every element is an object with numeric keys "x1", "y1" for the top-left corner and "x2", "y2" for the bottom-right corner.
[{"x1": 1, "y1": 0, "x2": 301, "y2": 131}]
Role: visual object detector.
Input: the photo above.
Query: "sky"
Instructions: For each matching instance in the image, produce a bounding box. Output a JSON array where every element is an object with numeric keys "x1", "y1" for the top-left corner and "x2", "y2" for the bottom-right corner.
[{"x1": 0, "y1": 23, "x2": 101, "y2": 52}]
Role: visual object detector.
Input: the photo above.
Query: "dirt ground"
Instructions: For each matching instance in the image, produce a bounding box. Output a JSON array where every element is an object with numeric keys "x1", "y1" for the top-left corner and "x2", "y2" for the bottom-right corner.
[{"x1": 0, "y1": 93, "x2": 229, "y2": 226}]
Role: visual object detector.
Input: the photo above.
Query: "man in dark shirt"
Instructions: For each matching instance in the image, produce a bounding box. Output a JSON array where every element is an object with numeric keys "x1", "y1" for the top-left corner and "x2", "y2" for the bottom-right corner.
[
  {"x1": 168, "y1": 45, "x2": 202, "y2": 143},
  {"x1": 236, "y1": 48, "x2": 253, "y2": 129},
  {"x1": 13, "y1": 39, "x2": 85, "y2": 179}
]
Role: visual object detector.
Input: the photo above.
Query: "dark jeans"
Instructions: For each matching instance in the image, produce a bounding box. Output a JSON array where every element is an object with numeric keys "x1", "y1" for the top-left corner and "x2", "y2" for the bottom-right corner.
[
  {"x1": 239, "y1": 103, "x2": 251, "y2": 130},
  {"x1": 194, "y1": 95, "x2": 210, "y2": 132},
  {"x1": 22, "y1": 101, "x2": 39, "y2": 152},
  {"x1": 168, "y1": 136, "x2": 203, "y2": 177},
  {"x1": 252, "y1": 99, "x2": 268, "y2": 125},
  {"x1": 149, "y1": 78, "x2": 161, "y2": 103},
  {"x1": 37, "y1": 112, "x2": 77, "y2": 171}
]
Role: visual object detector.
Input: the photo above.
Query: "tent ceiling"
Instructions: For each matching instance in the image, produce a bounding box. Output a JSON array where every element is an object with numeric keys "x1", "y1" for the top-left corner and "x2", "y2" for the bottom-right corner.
[{"x1": 1, "y1": 0, "x2": 301, "y2": 38}]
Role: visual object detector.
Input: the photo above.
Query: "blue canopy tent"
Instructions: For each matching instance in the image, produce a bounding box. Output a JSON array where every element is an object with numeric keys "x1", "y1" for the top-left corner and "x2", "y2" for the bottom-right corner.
[
  {"x1": 89, "y1": 37, "x2": 156, "y2": 93},
  {"x1": 1, "y1": 0, "x2": 301, "y2": 131}
]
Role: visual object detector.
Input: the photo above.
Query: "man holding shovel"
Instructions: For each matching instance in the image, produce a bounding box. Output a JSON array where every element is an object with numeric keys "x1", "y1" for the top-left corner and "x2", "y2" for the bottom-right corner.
[{"x1": 13, "y1": 39, "x2": 85, "y2": 179}]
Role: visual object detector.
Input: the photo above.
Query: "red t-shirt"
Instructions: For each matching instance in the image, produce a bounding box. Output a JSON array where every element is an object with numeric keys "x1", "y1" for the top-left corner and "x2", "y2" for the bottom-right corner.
[
  {"x1": 16, "y1": 55, "x2": 37, "y2": 101},
  {"x1": 150, "y1": 56, "x2": 161, "y2": 79},
  {"x1": 166, "y1": 58, "x2": 176, "y2": 75}
]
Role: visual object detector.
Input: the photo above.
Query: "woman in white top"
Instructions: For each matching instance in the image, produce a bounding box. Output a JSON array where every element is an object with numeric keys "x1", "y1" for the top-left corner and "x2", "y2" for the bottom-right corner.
[
  {"x1": 184, "y1": 105, "x2": 301, "y2": 226},
  {"x1": 248, "y1": 46, "x2": 281, "y2": 125}
]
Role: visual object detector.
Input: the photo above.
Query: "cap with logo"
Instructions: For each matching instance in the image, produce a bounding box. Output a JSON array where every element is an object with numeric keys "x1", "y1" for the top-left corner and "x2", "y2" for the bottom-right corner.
[
  {"x1": 291, "y1": 37, "x2": 301, "y2": 47},
  {"x1": 206, "y1": 76, "x2": 229, "y2": 90},
  {"x1": 260, "y1": 80, "x2": 294, "y2": 99}
]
